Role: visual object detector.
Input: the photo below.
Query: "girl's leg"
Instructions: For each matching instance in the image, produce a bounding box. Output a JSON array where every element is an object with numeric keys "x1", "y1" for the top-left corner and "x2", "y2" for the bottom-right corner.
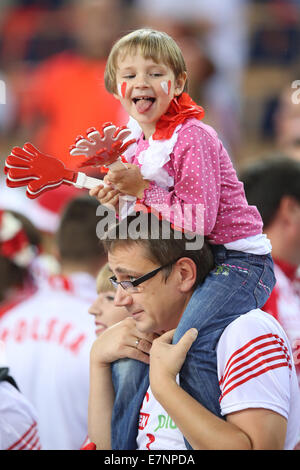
[{"x1": 111, "y1": 359, "x2": 149, "y2": 450}]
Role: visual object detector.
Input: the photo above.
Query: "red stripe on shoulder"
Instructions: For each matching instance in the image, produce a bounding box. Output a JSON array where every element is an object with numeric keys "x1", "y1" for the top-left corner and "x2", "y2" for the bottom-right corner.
[
  {"x1": 262, "y1": 287, "x2": 279, "y2": 320},
  {"x1": 6, "y1": 421, "x2": 37, "y2": 450}
]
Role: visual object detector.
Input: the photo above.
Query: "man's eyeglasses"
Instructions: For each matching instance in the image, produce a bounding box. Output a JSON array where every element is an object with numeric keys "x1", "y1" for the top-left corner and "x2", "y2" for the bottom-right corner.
[{"x1": 109, "y1": 259, "x2": 178, "y2": 293}]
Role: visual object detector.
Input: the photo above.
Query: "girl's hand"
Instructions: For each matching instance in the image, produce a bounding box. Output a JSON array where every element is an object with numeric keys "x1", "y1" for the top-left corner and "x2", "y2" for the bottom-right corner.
[
  {"x1": 106, "y1": 164, "x2": 149, "y2": 198},
  {"x1": 149, "y1": 328, "x2": 198, "y2": 395},
  {"x1": 89, "y1": 176, "x2": 120, "y2": 212},
  {"x1": 90, "y1": 317, "x2": 159, "y2": 368}
]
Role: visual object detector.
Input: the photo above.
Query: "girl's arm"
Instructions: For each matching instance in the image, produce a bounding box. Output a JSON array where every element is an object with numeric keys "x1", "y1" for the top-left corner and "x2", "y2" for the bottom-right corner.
[
  {"x1": 150, "y1": 330, "x2": 287, "y2": 450},
  {"x1": 99, "y1": 125, "x2": 222, "y2": 235},
  {"x1": 107, "y1": 125, "x2": 220, "y2": 234},
  {"x1": 139, "y1": 126, "x2": 221, "y2": 235},
  {"x1": 105, "y1": 164, "x2": 149, "y2": 199}
]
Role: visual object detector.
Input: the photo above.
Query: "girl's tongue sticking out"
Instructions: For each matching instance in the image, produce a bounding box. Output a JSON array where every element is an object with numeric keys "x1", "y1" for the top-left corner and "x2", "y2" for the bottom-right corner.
[{"x1": 133, "y1": 97, "x2": 155, "y2": 114}]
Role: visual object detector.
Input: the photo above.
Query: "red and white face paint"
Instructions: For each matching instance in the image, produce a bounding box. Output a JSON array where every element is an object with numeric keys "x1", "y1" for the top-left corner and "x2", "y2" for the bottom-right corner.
[
  {"x1": 160, "y1": 80, "x2": 172, "y2": 96},
  {"x1": 117, "y1": 82, "x2": 127, "y2": 98}
]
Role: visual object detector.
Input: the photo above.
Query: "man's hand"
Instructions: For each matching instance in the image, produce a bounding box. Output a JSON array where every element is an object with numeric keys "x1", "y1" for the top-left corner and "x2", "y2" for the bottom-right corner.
[
  {"x1": 4, "y1": 143, "x2": 77, "y2": 198},
  {"x1": 106, "y1": 164, "x2": 149, "y2": 198},
  {"x1": 149, "y1": 328, "x2": 198, "y2": 395},
  {"x1": 90, "y1": 317, "x2": 159, "y2": 368}
]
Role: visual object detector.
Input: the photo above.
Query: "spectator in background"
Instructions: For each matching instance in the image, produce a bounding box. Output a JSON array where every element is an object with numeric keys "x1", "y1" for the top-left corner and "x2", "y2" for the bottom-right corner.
[
  {"x1": 80, "y1": 263, "x2": 130, "y2": 449},
  {"x1": 0, "y1": 181, "x2": 81, "y2": 283},
  {"x1": 0, "y1": 196, "x2": 107, "y2": 450},
  {"x1": 240, "y1": 157, "x2": 300, "y2": 391},
  {"x1": 0, "y1": 209, "x2": 41, "y2": 450},
  {"x1": 0, "y1": 0, "x2": 128, "y2": 277},
  {"x1": 0, "y1": 0, "x2": 71, "y2": 68},
  {"x1": 0, "y1": 0, "x2": 71, "y2": 156},
  {"x1": 0, "y1": 209, "x2": 37, "y2": 308},
  {"x1": 88, "y1": 263, "x2": 129, "y2": 337},
  {"x1": 273, "y1": 82, "x2": 300, "y2": 161},
  {"x1": 0, "y1": 340, "x2": 42, "y2": 450},
  {"x1": 14, "y1": 0, "x2": 128, "y2": 169},
  {"x1": 4, "y1": 209, "x2": 56, "y2": 288}
]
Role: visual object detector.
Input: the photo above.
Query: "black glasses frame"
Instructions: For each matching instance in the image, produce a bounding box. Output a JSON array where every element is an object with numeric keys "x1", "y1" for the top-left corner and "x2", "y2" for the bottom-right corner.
[{"x1": 109, "y1": 259, "x2": 178, "y2": 291}]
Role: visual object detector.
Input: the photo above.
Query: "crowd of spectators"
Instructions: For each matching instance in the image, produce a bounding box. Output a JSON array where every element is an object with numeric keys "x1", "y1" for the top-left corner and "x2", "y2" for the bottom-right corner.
[{"x1": 0, "y1": 0, "x2": 300, "y2": 451}]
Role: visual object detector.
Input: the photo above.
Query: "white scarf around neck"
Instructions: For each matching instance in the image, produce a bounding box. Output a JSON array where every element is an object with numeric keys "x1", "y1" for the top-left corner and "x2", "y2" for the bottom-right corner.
[{"x1": 123, "y1": 117, "x2": 182, "y2": 190}]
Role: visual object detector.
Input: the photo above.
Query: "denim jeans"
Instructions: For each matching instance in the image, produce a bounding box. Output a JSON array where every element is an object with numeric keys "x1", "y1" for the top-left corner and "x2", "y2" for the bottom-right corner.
[{"x1": 111, "y1": 247, "x2": 276, "y2": 450}]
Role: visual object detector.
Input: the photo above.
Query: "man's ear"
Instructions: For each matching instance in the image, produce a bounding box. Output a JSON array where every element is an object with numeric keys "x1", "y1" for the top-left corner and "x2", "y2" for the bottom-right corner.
[
  {"x1": 174, "y1": 72, "x2": 187, "y2": 96},
  {"x1": 175, "y1": 257, "x2": 197, "y2": 293},
  {"x1": 278, "y1": 195, "x2": 300, "y2": 224}
]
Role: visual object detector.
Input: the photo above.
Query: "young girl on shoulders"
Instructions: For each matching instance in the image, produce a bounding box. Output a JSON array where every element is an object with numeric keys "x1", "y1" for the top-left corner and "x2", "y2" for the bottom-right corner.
[{"x1": 88, "y1": 29, "x2": 276, "y2": 450}]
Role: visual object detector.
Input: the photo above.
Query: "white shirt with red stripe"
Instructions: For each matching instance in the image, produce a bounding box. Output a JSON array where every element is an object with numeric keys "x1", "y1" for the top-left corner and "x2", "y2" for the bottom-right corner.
[
  {"x1": 0, "y1": 272, "x2": 97, "y2": 450},
  {"x1": 137, "y1": 309, "x2": 300, "y2": 450},
  {"x1": 0, "y1": 381, "x2": 41, "y2": 450},
  {"x1": 262, "y1": 259, "x2": 300, "y2": 387},
  {"x1": 137, "y1": 380, "x2": 186, "y2": 450},
  {"x1": 217, "y1": 309, "x2": 300, "y2": 449}
]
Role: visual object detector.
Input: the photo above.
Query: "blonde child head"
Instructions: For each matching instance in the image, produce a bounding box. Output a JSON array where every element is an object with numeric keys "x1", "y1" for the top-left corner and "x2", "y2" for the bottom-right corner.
[
  {"x1": 89, "y1": 263, "x2": 129, "y2": 336},
  {"x1": 96, "y1": 263, "x2": 115, "y2": 294},
  {"x1": 104, "y1": 28, "x2": 188, "y2": 95}
]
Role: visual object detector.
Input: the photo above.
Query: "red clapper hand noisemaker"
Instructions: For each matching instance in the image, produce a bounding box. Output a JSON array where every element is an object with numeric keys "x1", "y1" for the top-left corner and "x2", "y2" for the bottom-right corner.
[
  {"x1": 4, "y1": 123, "x2": 136, "y2": 201},
  {"x1": 69, "y1": 122, "x2": 137, "y2": 216},
  {"x1": 70, "y1": 122, "x2": 135, "y2": 172},
  {"x1": 4, "y1": 143, "x2": 103, "y2": 198}
]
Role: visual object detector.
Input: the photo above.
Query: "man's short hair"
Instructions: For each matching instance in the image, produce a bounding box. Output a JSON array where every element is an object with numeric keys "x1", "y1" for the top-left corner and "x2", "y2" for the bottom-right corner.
[
  {"x1": 57, "y1": 196, "x2": 105, "y2": 263},
  {"x1": 239, "y1": 156, "x2": 300, "y2": 228},
  {"x1": 102, "y1": 212, "x2": 214, "y2": 287}
]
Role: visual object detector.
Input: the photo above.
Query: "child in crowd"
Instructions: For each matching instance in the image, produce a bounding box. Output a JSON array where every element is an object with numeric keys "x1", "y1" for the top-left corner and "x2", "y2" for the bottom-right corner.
[
  {"x1": 82, "y1": 263, "x2": 131, "y2": 450},
  {"x1": 88, "y1": 263, "x2": 129, "y2": 337},
  {"x1": 87, "y1": 28, "x2": 276, "y2": 449}
]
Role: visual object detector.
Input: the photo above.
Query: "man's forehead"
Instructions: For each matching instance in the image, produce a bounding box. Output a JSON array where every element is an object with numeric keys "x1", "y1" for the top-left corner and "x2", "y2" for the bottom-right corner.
[{"x1": 107, "y1": 243, "x2": 153, "y2": 272}]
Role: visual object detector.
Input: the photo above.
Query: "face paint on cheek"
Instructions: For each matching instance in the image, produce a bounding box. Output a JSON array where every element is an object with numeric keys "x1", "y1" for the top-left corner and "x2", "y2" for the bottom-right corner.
[
  {"x1": 117, "y1": 82, "x2": 127, "y2": 98},
  {"x1": 161, "y1": 80, "x2": 172, "y2": 95}
]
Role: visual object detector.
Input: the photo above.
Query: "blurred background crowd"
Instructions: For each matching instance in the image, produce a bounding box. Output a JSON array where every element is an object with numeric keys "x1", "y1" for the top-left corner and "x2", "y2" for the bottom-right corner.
[
  {"x1": 0, "y1": 0, "x2": 299, "y2": 247},
  {"x1": 0, "y1": 0, "x2": 300, "y2": 450},
  {"x1": 0, "y1": 0, "x2": 300, "y2": 162}
]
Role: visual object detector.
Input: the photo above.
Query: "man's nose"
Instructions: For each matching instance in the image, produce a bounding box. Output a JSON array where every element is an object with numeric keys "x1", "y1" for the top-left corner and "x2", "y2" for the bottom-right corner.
[{"x1": 114, "y1": 285, "x2": 133, "y2": 307}]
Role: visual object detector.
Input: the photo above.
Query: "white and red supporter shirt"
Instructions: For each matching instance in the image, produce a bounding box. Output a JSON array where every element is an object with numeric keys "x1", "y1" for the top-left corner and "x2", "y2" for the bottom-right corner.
[
  {"x1": 137, "y1": 383, "x2": 186, "y2": 450},
  {"x1": 0, "y1": 381, "x2": 41, "y2": 450},
  {"x1": 217, "y1": 309, "x2": 300, "y2": 449},
  {"x1": 137, "y1": 309, "x2": 300, "y2": 450},
  {"x1": 262, "y1": 259, "x2": 300, "y2": 387},
  {"x1": 0, "y1": 272, "x2": 97, "y2": 450}
]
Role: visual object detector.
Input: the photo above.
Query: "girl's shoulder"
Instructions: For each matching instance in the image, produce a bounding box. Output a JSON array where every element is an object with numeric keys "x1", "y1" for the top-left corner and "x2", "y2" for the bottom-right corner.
[{"x1": 179, "y1": 117, "x2": 219, "y2": 142}]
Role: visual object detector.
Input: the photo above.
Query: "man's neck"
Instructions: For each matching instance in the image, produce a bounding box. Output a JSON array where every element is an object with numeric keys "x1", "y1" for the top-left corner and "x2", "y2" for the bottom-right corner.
[{"x1": 265, "y1": 226, "x2": 300, "y2": 267}]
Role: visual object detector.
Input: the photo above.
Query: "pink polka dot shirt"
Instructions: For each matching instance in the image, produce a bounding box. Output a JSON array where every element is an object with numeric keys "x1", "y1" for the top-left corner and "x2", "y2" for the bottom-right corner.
[{"x1": 133, "y1": 118, "x2": 263, "y2": 244}]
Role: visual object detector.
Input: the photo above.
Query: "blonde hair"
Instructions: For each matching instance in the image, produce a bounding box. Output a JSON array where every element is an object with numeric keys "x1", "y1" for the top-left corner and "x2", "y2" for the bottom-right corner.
[
  {"x1": 104, "y1": 28, "x2": 188, "y2": 94},
  {"x1": 96, "y1": 263, "x2": 115, "y2": 293}
]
